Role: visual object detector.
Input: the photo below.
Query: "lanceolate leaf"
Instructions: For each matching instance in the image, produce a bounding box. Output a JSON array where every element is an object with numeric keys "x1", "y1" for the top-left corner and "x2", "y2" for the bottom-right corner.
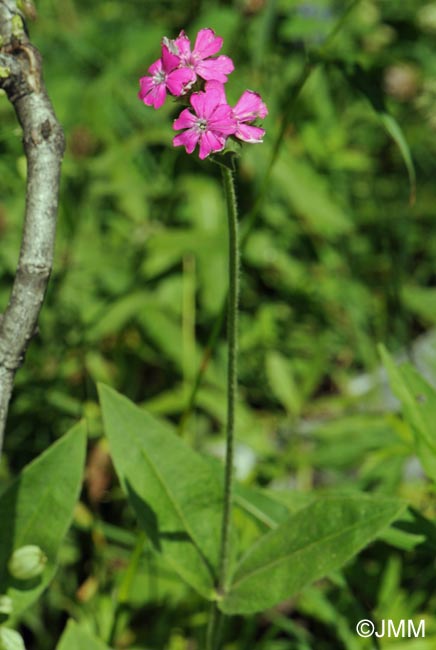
[
  {"x1": 98, "y1": 384, "x2": 222, "y2": 599},
  {"x1": 0, "y1": 423, "x2": 87, "y2": 617},
  {"x1": 379, "y1": 344, "x2": 436, "y2": 479},
  {"x1": 220, "y1": 494, "x2": 404, "y2": 614},
  {"x1": 336, "y1": 62, "x2": 416, "y2": 204},
  {"x1": 56, "y1": 620, "x2": 110, "y2": 650},
  {"x1": 380, "y1": 112, "x2": 416, "y2": 205},
  {"x1": 234, "y1": 483, "x2": 311, "y2": 531}
]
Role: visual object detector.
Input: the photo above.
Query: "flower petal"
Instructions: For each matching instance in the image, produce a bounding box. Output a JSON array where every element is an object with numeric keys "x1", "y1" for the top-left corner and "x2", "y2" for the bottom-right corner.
[
  {"x1": 148, "y1": 58, "x2": 163, "y2": 76},
  {"x1": 173, "y1": 108, "x2": 197, "y2": 130},
  {"x1": 190, "y1": 92, "x2": 207, "y2": 118},
  {"x1": 233, "y1": 90, "x2": 268, "y2": 121},
  {"x1": 161, "y1": 44, "x2": 180, "y2": 73},
  {"x1": 152, "y1": 83, "x2": 168, "y2": 109},
  {"x1": 205, "y1": 80, "x2": 227, "y2": 104},
  {"x1": 209, "y1": 104, "x2": 237, "y2": 135},
  {"x1": 193, "y1": 28, "x2": 223, "y2": 59},
  {"x1": 190, "y1": 88, "x2": 222, "y2": 119},
  {"x1": 198, "y1": 130, "x2": 226, "y2": 159},
  {"x1": 138, "y1": 81, "x2": 167, "y2": 109},
  {"x1": 166, "y1": 68, "x2": 196, "y2": 96},
  {"x1": 195, "y1": 56, "x2": 234, "y2": 82},
  {"x1": 174, "y1": 30, "x2": 191, "y2": 58},
  {"x1": 138, "y1": 76, "x2": 155, "y2": 98},
  {"x1": 173, "y1": 129, "x2": 199, "y2": 154},
  {"x1": 235, "y1": 123, "x2": 265, "y2": 143}
]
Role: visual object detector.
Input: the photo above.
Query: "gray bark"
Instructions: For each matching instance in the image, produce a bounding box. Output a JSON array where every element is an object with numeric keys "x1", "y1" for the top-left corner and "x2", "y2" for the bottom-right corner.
[{"x1": 0, "y1": 0, "x2": 65, "y2": 457}]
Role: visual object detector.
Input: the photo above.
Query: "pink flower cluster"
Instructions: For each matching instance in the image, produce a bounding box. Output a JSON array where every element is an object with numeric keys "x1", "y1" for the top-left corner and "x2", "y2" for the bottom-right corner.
[{"x1": 138, "y1": 28, "x2": 267, "y2": 160}]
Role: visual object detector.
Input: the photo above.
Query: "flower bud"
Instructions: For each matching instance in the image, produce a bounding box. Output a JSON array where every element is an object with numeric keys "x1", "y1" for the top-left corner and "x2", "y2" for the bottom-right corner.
[
  {"x1": 0, "y1": 596, "x2": 13, "y2": 616},
  {"x1": 0, "y1": 627, "x2": 26, "y2": 650},
  {"x1": 7, "y1": 545, "x2": 47, "y2": 581}
]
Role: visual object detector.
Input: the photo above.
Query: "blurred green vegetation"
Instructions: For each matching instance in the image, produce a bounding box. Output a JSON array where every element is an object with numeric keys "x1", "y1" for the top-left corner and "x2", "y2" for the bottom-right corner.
[{"x1": 2, "y1": 0, "x2": 436, "y2": 648}]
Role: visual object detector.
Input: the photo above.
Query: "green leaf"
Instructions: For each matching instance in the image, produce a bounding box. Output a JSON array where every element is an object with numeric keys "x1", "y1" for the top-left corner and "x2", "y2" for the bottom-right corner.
[
  {"x1": 337, "y1": 63, "x2": 416, "y2": 204},
  {"x1": 56, "y1": 620, "x2": 110, "y2": 650},
  {"x1": 86, "y1": 291, "x2": 154, "y2": 342},
  {"x1": 220, "y1": 494, "x2": 404, "y2": 614},
  {"x1": 379, "y1": 344, "x2": 436, "y2": 479},
  {"x1": 234, "y1": 484, "x2": 295, "y2": 530},
  {"x1": 378, "y1": 525, "x2": 426, "y2": 552},
  {"x1": 273, "y1": 154, "x2": 352, "y2": 237},
  {"x1": 138, "y1": 306, "x2": 184, "y2": 368},
  {"x1": 98, "y1": 384, "x2": 222, "y2": 600},
  {"x1": 265, "y1": 351, "x2": 302, "y2": 417},
  {"x1": 380, "y1": 112, "x2": 416, "y2": 204},
  {"x1": 402, "y1": 285, "x2": 436, "y2": 326},
  {"x1": 0, "y1": 423, "x2": 87, "y2": 617}
]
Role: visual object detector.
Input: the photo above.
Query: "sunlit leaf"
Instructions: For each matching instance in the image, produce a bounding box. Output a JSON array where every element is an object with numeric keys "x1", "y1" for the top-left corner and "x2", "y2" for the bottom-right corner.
[
  {"x1": 56, "y1": 620, "x2": 110, "y2": 650},
  {"x1": 98, "y1": 384, "x2": 222, "y2": 599},
  {"x1": 0, "y1": 424, "x2": 87, "y2": 617},
  {"x1": 221, "y1": 494, "x2": 404, "y2": 614},
  {"x1": 379, "y1": 344, "x2": 436, "y2": 480}
]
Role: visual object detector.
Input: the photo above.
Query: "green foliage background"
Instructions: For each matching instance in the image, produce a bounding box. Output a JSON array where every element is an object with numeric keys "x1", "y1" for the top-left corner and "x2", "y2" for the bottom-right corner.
[{"x1": 1, "y1": 0, "x2": 436, "y2": 648}]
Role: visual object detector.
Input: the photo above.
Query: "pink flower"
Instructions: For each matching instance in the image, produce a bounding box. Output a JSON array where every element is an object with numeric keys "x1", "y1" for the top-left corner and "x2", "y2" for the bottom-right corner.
[
  {"x1": 169, "y1": 28, "x2": 235, "y2": 84},
  {"x1": 138, "y1": 44, "x2": 195, "y2": 109},
  {"x1": 173, "y1": 85, "x2": 237, "y2": 159},
  {"x1": 206, "y1": 81, "x2": 268, "y2": 143}
]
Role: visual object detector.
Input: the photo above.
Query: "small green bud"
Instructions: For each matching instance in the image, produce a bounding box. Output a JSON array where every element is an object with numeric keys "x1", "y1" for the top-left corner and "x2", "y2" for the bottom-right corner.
[
  {"x1": 0, "y1": 627, "x2": 26, "y2": 650},
  {"x1": 0, "y1": 596, "x2": 13, "y2": 616},
  {"x1": 0, "y1": 67, "x2": 11, "y2": 79},
  {"x1": 7, "y1": 545, "x2": 47, "y2": 581}
]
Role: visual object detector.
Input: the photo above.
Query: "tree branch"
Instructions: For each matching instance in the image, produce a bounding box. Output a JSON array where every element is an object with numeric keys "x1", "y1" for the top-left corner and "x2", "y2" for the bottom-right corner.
[{"x1": 0, "y1": 0, "x2": 65, "y2": 457}]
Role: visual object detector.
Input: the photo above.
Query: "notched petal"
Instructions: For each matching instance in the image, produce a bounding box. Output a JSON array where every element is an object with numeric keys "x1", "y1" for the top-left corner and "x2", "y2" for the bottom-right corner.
[
  {"x1": 196, "y1": 56, "x2": 234, "y2": 82},
  {"x1": 234, "y1": 90, "x2": 268, "y2": 121},
  {"x1": 161, "y1": 44, "x2": 180, "y2": 72},
  {"x1": 173, "y1": 129, "x2": 199, "y2": 154},
  {"x1": 194, "y1": 28, "x2": 223, "y2": 59},
  {"x1": 205, "y1": 80, "x2": 227, "y2": 104},
  {"x1": 174, "y1": 30, "x2": 191, "y2": 57},
  {"x1": 199, "y1": 130, "x2": 226, "y2": 159},
  {"x1": 147, "y1": 58, "x2": 163, "y2": 76},
  {"x1": 167, "y1": 68, "x2": 196, "y2": 96},
  {"x1": 235, "y1": 123, "x2": 265, "y2": 142},
  {"x1": 190, "y1": 91, "x2": 210, "y2": 118},
  {"x1": 173, "y1": 107, "x2": 197, "y2": 130}
]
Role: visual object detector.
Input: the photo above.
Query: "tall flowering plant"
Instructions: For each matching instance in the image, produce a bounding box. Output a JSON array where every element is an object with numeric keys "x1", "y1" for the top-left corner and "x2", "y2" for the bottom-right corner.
[
  {"x1": 138, "y1": 28, "x2": 267, "y2": 649},
  {"x1": 138, "y1": 28, "x2": 267, "y2": 158}
]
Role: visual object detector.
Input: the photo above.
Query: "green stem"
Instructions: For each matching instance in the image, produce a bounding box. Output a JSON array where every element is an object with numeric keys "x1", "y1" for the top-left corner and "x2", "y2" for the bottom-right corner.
[
  {"x1": 108, "y1": 531, "x2": 146, "y2": 646},
  {"x1": 206, "y1": 603, "x2": 220, "y2": 650},
  {"x1": 206, "y1": 166, "x2": 239, "y2": 650},
  {"x1": 218, "y1": 165, "x2": 239, "y2": 593}
]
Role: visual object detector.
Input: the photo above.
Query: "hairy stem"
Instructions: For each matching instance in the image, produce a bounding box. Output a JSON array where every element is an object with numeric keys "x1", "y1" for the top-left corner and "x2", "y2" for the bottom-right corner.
[
  {"x1": 218, "y1": 165, "x2": 239, "y2": 594},
  {"x1": 206, "y1": 166, "x2": 240, "y2": 650}
]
